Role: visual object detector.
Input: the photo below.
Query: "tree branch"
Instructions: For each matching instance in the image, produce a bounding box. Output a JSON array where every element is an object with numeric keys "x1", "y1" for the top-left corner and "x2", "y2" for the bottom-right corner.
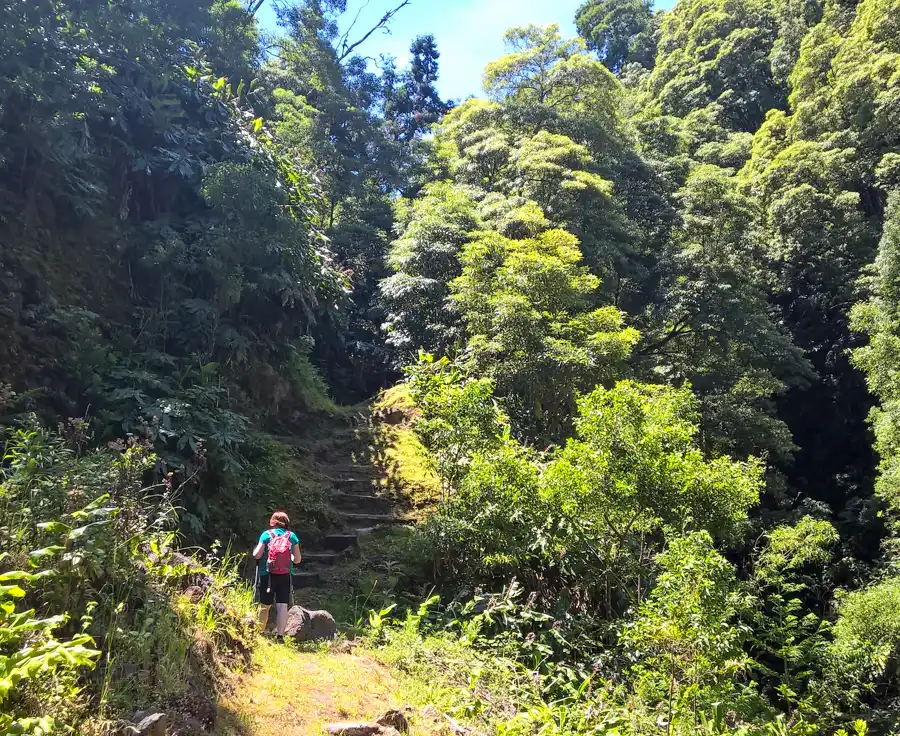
[
  {"x1": 636, "y1": 314, "x2": 696, "y2": 356},
  {"x1": 338, "y1": 0, "x2": 373, "y2": 52},
  {"x1": 338, "y1": 0, "x2": 412, "y2": 61},
  {"x1": 246, "y1": 0, "x2": 267, "y2": 15}
]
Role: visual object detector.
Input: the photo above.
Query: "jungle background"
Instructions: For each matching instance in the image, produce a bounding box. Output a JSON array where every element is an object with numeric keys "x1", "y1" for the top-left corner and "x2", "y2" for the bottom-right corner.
[{"x1": 2, "y1": 0, "x2": 900, "y2": 733}]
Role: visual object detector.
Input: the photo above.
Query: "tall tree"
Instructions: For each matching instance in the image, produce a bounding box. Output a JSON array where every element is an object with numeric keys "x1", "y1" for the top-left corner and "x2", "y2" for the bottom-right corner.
[
  {"x1": 575, "y1": 0, "x2": 660, "y2": 72},
  {"x1": 452, "y1": 227, "x2": 639, "y2": 439},
  {"x1": 383, "y1": 35, "x2": 451, "y2": 144},
  {"x1": 852, "y1": 192, "x2": 900, "y2": 553}
]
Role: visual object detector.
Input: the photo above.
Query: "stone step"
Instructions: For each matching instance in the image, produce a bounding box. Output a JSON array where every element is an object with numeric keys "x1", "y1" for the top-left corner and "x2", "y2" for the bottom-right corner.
[
  {"x1": 329, "y1": 478, "x2": 381, "y2": 494},
  {"x1": 301, "y1": 551, "x2": 345, "y2": 566},
  {"x1": 323, "y1": 533, "x2": 359, "y2": 552},
  {"x1": 291, "y1": 571, "x2": 322, "y2": 588},
  {"x1": 330, "y1": 492, "x2": 391, "y2": 511},
  {"x1": 327, "y1": 475, "x2": 379, "y2": 484},
  {"x1": 340, "y1": 512, "x2": 406, "y2": 525},
  {"x1": 323, "y1": 465, "x2": 379, "y2": 478}
]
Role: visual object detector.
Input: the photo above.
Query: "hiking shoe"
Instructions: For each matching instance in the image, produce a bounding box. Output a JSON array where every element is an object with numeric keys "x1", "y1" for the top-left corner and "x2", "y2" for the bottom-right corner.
[{"x1": 275, "y1": 635, "x2": 285, "y2": 644}]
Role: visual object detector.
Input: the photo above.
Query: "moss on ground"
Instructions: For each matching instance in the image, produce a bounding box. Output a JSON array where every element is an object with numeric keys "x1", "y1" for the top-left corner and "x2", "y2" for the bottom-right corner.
[
  {"x1": 372, "y1": 383, "x2": 442, "y2": 515},
  {"x1": 373, "y1": 384, "x2": 418, "y2": 414}
]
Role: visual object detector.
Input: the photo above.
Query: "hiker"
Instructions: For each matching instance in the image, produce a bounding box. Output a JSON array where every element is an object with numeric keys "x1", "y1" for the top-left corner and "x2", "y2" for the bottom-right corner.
[{"x1": 253, "y1": 511, "x2": 302, "y2": 641}]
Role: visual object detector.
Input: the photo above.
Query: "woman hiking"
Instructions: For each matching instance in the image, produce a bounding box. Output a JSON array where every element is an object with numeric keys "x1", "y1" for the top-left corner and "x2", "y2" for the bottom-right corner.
[{"x1": 253, "y1": 511, "x2": 302, "y2": 642}]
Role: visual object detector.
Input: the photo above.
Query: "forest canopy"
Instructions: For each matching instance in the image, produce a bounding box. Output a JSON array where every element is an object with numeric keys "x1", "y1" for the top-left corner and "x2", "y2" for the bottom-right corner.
[{"x1": 2, "y1": 0, "x2": 900, "y2": 733}]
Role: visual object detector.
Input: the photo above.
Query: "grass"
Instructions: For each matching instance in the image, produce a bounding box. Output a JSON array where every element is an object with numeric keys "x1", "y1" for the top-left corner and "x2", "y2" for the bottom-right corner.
[
  {"x1": 374, "y1": 384, "x2": 418, "y2": 414},
  {"x1": 215, "y1": 639, "x2": 444, "y2": 736},
  {"x1": 380, "y1": 426, "x2": 441, "y2": 515},
  {"x1": 371, "y1": 383, "x2": 442, "y2": 515},
  {"x1": 214, "y1": 627, "x2": 526, "y2": 736},
  {"x1": 371, "y1": 626, "x2": 533, "y2": 732}
]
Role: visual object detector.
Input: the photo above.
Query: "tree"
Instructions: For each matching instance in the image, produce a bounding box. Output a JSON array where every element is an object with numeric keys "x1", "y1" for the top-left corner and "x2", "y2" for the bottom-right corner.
[
  {"x1": 575, "y1": 0, "x2": 660, "y2": 72},
  {"x1": 452, "y1": 228, "x2": 639, "y2": 439},
  {"x1": 205, "y1": 0, "x2": 263, "y2": 84},
  {"x1": 638, "y1": 0, "x2": 821, "y2": 133},
  {"x1": 383, "y1": 35, "x2": 451, "y2": 144},
  {"x1": 483, "y1": 24, "x2": 620, "y2": 130},
  {"x1": 0, "y1": 0, "x2": 346, "y2": 533},
  {"x1": 746, "y1": 516, "x2": 838, "y2": 711},
  {"x1": 407, "y1": 354, "x2": 509, "y2": 493},
  {"x1": 621, "y1": 531, "x2": 748, "y2": 729},
  {"x1": 640, "y1": 164, "x2": 812, "y2": 465},
  {"x1": 852, "y1": 192, "x2": 900, "y2": 550},
  {"x1": 258, "y1": 0, "x2": 447, "y2": 397},
  {"x1": 380, "y1": 183, "x2": 481, "y2": 356},
  {"x1": 543, "y1": 381, "x2": 764, "y2": 547}
]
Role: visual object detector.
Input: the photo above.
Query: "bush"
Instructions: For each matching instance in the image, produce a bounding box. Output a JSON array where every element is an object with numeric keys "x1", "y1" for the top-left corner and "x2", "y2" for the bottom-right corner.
[
  {"x1": 0, "y1": 417, "x2": 257, "y2": 731},
  {"x1": 824, "y1": 576, "x2": 900, "y2": 728}
]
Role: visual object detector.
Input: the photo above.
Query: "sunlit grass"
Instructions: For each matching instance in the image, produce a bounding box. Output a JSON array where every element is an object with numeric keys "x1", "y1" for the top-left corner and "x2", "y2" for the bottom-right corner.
[{"x1": 215, "y1": 639, "x2": 413, "y2": 735}]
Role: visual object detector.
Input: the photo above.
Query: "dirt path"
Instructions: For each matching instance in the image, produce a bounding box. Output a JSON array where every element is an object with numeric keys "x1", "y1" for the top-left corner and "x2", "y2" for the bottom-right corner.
[{"x1": 216, "y1": 640, "x2": 415, "y2": 736}]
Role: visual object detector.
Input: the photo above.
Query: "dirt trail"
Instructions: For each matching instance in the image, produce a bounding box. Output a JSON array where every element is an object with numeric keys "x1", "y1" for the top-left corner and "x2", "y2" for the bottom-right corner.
[{"x1": 215, "y1": 640, "x2": 411, "y2": 736}]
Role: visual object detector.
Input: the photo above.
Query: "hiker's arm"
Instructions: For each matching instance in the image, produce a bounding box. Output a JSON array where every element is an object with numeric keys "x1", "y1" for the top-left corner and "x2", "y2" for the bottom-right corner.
[
  {"x1": 292, "y1": 544, "x2": 302, "y2": 564},
  {"x1": 252, "y1": 542, "x2": 265, "y2": 560}
]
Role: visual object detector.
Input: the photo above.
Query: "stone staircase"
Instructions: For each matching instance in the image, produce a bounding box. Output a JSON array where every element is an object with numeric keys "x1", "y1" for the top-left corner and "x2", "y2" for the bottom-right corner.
[{"x1": 289, "y1": 416, "x2": 413, "y2": 592}]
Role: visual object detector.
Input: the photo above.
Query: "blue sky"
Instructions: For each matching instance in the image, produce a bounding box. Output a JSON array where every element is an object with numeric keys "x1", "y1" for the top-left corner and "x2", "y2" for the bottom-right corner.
[{"x1": 257, "y1": 0, "x2": 677, "y2": 101}]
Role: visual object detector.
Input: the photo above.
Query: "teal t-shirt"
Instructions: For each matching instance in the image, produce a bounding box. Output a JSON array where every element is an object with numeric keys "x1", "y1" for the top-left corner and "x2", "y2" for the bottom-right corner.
[{"x1": 259, "y1": 528, "x2": 300, "y2": 575}]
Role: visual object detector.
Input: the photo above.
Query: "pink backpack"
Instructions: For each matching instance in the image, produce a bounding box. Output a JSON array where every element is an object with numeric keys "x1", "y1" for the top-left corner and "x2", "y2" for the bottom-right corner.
[{"x1": 267, "y1": 532, "x2": 293, "y2": 575}]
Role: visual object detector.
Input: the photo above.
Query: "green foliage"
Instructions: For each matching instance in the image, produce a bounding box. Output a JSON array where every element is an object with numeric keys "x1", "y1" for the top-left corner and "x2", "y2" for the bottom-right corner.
[
  {"x1": 0, "y1": 0, "x2": 355, "y2": 536},
  {"x1": 383, "y1": 35, "x2": 451, "y2": 144},
  {"x1": 826, "y1": 576, "x2": 900, "y2": 727},
  {"x1": 418, "y1": 378, "x2": 762, "y2": 626},
  {"x1": 621, "y1": 532, "x2": 749, "y2": 727},
  {"x1": 407, "y1": 355, "x2": 509, "y2": 491},
  {"x1": 452, "y1": 228, "x2": 639, "y2": 438},
  {"x1": 0, "y1": 419, "x2": 256, "y2": 730},
  {"x1": 545, "y1": 381, "x2": 764, "y2": 543},
  {"x1": 6, "y1": 0, "x2": 900, "y2": 732},
  {"x1": 575, "y1": 0, "x2": 661, "y2": 72},
  {"x1": 0, "y1": 560, "x2": 100, "y2": 735},
  {"x1": 852, "y1": 192, "x2": 900, "y2": 547},
  {"x1": 642, "y1": 163, "x2": 812, "y2": 463},
  {"x1": 746, "y1": 517, "x2": 838, "y2": 711},
  {"x1": 643, "y1": 0, "x2": 795, "y2": 132},
  {"x1": 380, "y1": 182, "x2": 481, "y2": 355},
  {"x1": 484, "y1": 24, "x2": 620, "y2": 121}
]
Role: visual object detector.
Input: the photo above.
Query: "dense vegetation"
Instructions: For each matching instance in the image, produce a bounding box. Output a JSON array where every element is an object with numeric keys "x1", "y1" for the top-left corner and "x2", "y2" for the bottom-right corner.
[{"x1": 2, "y1": 0, "x2": 900, "y2": 733}]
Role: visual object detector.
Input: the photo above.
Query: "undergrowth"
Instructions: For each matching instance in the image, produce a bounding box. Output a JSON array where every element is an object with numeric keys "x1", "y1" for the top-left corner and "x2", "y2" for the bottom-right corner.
[{"x1": 0, "y1": 417, "x2": 258, "y2": 733}]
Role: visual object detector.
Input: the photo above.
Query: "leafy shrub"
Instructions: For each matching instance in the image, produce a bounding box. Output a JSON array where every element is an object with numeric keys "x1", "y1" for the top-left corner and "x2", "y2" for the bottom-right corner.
[
  {"x1": 746, "y1": 517, "x2": 839, "y2": 712},
  {"x1": 0, "y1": 418, "x2": 257, "y2": 731},
  {"x1": 419, "y1": 378, "x2": 764, "y2": 620},
  {"x1": 824, "y1": 576, "x2": 900, "y2": 728},
  {"x1": 0, "y1": 556, "x2": 100, "y2": 735},
  {"x1": 407, "y1": 354, "x2": 509, "y2": 492},
  {"x1": 621, "y1": 531, "x2": 754, "y2": 730}
]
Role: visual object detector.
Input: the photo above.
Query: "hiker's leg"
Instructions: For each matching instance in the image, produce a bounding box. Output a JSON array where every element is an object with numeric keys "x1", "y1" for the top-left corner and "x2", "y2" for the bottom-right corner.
[
  {"x1": 275, "y1": 603, "x2": 289, "y2": 636},
  {"x1": 257, "y1": 604, "x2": 271, "y2": 630}
]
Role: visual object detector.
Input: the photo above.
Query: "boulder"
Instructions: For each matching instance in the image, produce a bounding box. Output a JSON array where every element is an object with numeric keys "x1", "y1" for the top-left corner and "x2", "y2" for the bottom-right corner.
[
  {"x1": 170, "y1": 552, "x2": 214, "y2": 591},
  {"x1": 282, "y1": 606, "x2": 337, "y2": 641},
  {"x1": 133, "y1": 713, "x2": 166, "y2": 736},
  {"x1": 179, "y1": 687, "x2": 218, "y2": 729},
  {"x1": 284, "y1": 606, "x2": 310, "y2": 638},
  {"x1": 182, "y1": 585, "x2": 204, "y2": 603},
  {"x1": 307, "y1": 608, "x2": 337, "y2": 640},
  {"x1": 377, "y1": 709, "x2": 410, "y2": 733}
]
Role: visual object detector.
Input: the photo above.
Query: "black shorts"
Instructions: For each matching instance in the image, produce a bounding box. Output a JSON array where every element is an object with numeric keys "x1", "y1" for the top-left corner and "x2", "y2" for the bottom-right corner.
[{"x1": 258, "y1": 573, "x2": 291, "y2": 605}]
